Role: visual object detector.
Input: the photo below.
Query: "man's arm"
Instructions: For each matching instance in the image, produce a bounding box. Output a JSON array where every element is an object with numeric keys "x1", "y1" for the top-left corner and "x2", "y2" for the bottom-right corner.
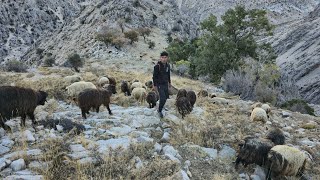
[
  {"x1": 153, "y1": 65, "x2": 159, "y2": 90},
  {"x1": 168, "y1": 64, "x2": 171, "y2": 86}
]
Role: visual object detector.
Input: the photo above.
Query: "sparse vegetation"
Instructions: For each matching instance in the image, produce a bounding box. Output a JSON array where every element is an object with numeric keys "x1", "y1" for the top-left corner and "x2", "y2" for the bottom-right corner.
[
  {"x1": 124, "y1": 30, "x2": 139, "y2": 44},
  {"x1": 43, "y1": 55, "x2": 55, "y2": 67},
  {"x1": 281, "y1": 99, "x2": 315, "y2": 116},
  {"x1": 4, "y1": 59, "x2": 28, "y2": 72},
  {"x1": 95, "y1": 27, "x2": 120, "y2": 46},
  {"x1": 137, "y1": 27, "x2": 151, "y2": 42},
  {"x1": 66, "y1": 53, "x2": 84, "y2": 73},
  {"x1": 147, "y1": 40, "x2": 155, "y2": 49}
]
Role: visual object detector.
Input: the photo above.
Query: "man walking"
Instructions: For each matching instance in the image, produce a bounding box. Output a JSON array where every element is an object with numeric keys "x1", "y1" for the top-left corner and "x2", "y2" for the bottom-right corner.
[{"x1": 153, "y1": 51, "x2": 171, "y2": 118}]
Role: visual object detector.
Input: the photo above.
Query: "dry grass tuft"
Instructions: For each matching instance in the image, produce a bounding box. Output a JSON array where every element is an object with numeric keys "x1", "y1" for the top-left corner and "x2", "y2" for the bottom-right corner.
[{"x1": 15, "y1": 77, "x2": 69, "y2": 100}]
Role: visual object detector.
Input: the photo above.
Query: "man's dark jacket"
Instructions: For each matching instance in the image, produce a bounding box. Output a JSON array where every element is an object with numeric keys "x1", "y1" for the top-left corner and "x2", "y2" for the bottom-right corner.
[{"x1": 153, "y1": 61, "x2": 171, "y2": 86}]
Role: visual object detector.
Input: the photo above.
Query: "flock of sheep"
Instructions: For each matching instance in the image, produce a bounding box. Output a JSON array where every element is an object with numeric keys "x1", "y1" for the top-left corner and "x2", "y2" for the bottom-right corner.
[
  {"x1": 0, "y1": 74, "x2": 311, "y2": 179},
  {"x1": 236, "y1": 103, "x2": 309, "y2": 179}
]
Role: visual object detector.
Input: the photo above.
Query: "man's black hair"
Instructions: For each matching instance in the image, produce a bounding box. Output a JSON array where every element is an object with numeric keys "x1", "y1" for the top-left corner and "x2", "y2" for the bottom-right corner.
[{"x1": 160, "y1": 51, "x2": 169, "y2": 57}]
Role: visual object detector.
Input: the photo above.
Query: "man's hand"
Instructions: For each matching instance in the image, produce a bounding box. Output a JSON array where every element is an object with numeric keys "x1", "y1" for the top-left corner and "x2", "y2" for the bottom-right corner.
[{"x1": 153, "y1": 86, "x2": 158, "y2": 92}]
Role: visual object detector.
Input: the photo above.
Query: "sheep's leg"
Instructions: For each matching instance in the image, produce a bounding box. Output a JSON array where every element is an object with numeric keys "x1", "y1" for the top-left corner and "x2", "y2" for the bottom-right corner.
[
  {"x1": 0, "y1": 119, "x2": 11, "y2": 131},
  {"x1": 21, "y1": 114, "x2": 27, "y2": 127},
  {"x1": 96, "y1": 106, "x2": 100, "y2": 113},
  {"x1": 27, "y1": 112, "x2": 37, "y2": 126},
  {"x1": 106, "y1": 104, "x2": 112, "y2": 115},
  {"x1": 81, "y1": 109, "x2": 87, "y2": 119}
]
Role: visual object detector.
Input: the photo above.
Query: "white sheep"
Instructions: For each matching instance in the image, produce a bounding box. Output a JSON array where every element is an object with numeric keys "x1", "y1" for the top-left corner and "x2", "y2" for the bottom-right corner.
[
  {"x1": 63, "y1": 75, "x2": 83, "y2": 84},
  {"x1": 267, "y1": 145, "x2": 307, "y2": 178},
  {"x1": 130, "y1": 82, "x2": 143, "y2": 91},
  {"x1": 98, "y1": 77, "x2": 110, "y2": 87},
  {"x1": 261, "y1": 104, "x2": 271, "y2": 114},
  {"x1": 251, "y1": 102, "x2": 262, "y2": 111},
  {"x1": 66, "y1": 81, "x2": 97, "y2": 98},
  {"x1": 210, "y1": 97, "x2": 229, "y2": 105},
  {"x1": 250, "y1": 107, "x2": 268, "y2": 123},
  {"x1": 131, "y1": 87, "x2": 146, "y2": 104}
]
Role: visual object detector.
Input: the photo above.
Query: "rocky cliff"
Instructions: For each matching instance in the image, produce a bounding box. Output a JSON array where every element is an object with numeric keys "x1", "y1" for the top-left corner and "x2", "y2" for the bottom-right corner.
[
  {"x1": 0, "y1": 0, "x2": 319, "y2": 103},
  {"x1": 272, "y1": 4, "x2": 320, "y2": 104}
]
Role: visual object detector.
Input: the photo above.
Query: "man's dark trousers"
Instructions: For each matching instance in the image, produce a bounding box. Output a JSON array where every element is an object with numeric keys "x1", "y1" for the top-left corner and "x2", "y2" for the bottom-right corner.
[{"x1": 158, "y1": 83, "x2": 169, "y2": 113}]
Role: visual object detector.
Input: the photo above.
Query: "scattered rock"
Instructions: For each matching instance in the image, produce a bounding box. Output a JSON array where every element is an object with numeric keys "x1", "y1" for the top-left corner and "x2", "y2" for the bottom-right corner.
[
  {"x1": 0, "y1": 128, "x2": 5, "y2": 138},
  {"x1": 159, "y1": 132, "x2": 170, "y2": 143},
  {"x1": 0, "y1": 145, "x2": 10, "y2": 155},
  {"x1": 1, "y1": 137, "x2": 14, "y2": 148},
  {"x1": 22, "y1": 130, "x2": 35, "y2": 142},
  {"x1": 218, "y1": 145, "x2": 236, "y2": 159},
  {"x1": 282, "y1": 111, "x2": 291, "y2": 118},
  {"x1": 154, "y1": 143, "x2": 162, "y2": 153},
  {"x1": 10, "y1": 159, "x2": 26, "y2": 171}
]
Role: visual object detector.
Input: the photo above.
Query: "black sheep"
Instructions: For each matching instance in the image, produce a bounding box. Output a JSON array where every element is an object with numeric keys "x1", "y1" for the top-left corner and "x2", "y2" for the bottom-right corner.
[
  {"x1": 77, "y1": 88, "x2": 112, "y2": 119},
  {"x1": 0, "y1": 86, "x2": 48, "y2": 131},
  {"x1": 186, "y1": 90, "x2": 196, "y2": 107},
  {"x1": 120, "y1": 81, "x2": 131, "y2": 96},
  {"x1": 176, "y1": 89, "x2": 187, "y2": 100},
  {"x1": 146, "y1": 91, "x2": 158, "y2": 108},
  {"x1": 235, "y1": 128, "x2": 285, "y2": 168},
  {"x1": 38, "y1": 118, "x2": 85, "y2": 134},
  {"x1": 175, "y1": 97, "x2": 193, "y2": 119}
]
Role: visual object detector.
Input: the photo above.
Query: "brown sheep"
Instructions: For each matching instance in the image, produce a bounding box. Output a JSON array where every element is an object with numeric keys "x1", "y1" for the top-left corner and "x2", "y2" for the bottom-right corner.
[
  {"x1": 186, "y1": 90, "x2": 196, "y2": 107},
  {"x1": 175, "y1": 97, "x2": 193, "y2": 119},
  {"x1": 107, "y1": 76, "x2": 117, "y2": 86},
  {"x1": 120, "y1": 81, "x2": 131, "y2": 96},
  {"x1": 235, "y1": 128, "x2": 285, "y2": 168},
  {"x1": 103, "y1": 84, "x2": 117, "y2": 94},
  {"x1": 146, "y1": 91, "x2": 159, "y2": 108},
  {"x1": 198, "y1": 90, "x2": 208, "y2": 97},
  {"x1": 176, "y1": 89, "x2": 187, "y2": 100},
  {"x1": 77, "y1": 88, "x2": 112, "y2": 119},
  {"x1": 0, "y1": 86, "x2": 48, "y2": 131}
]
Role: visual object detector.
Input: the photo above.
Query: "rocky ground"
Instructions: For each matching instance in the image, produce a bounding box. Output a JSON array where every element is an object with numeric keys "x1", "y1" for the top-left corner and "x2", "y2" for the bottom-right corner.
[{"x1": 0, "y1": 62, "x2": 319, "y2": 179}]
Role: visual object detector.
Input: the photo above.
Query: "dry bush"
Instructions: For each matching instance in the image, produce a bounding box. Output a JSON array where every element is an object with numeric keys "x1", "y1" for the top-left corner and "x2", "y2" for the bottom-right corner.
[
  {"x1": 124, "y1": 30, "x2": 139, "y2": 44},
  {"x1": 95, "y1": 27, "x2": 121, "y2": 46},
  {"x1": 254, "y1": 81, "x2": 278, "y2": 105},
  {"x1": 15, "y1": 77, "x2": 69, "y2": 100},
  {"x1": 112, "y1": 37, "x2": 127, "y2": 49},
  {"x1": 4, "y1": 59, "x2": 28, "y2": 72},
  {"x1": 222, "y1": 69, "x2": 255, "y2": 100}
]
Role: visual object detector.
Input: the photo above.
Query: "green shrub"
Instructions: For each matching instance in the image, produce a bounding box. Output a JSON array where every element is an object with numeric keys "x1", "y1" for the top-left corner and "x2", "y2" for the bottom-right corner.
[
  {"x1": 281, "y1": 99, "x2": 315, "y2": 116},
  {"x1": 175, "y1": 60, "x2": 190, "y2": 76},
  {"x1": 43, "y1": 55, "x2": 55, "y2": 67},
  {"x1": 5, "y1": 59, "x2": 28, "y2": 72},
  {"x1": 67, "y1": 53, "x2": 84, "y2": 72},
  {"x1": 95, "y1": 28, "x2": 119, "y2": 46},
  {"x1": 148, "y1": 40, "x2": 155, "y2": 49},
  {"x1": 124, "y1": 30, "x2": 139, "y2": 44}
]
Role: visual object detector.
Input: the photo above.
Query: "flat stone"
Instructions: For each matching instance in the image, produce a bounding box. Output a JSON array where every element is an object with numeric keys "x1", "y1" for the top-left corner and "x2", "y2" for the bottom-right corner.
[
  {"x1": 97, "y1": 137, "x2": 134, "y2": 154},
  {"x1": 0, "y1": 128, "x2": 5, "y2": 138},
  {"x1": 10, "y1": 159, "x2": 26, "y2": 171},
  {"x1": 218, "y1": 145, "x2": 236, "y2": 159},
  {"x1": 28, "y1": 161, "x2": 48, "y2": 171},
  {"x1": 202, "y1": 148, "x2": 218, "y2": 159},
  {"x1": 70, "y1": 144, "x2": 86, "y2": 152},
  {"x1": 154, "y1": 143, "x2": 162, "y2": 153},
  {"x1": 163, "y1": 145, "x2": 182, "y2": 159},
  {"x1": 282, "y1": 111, "x2": 291, "y2": 118},
  {"x1": 4, "y1": 175, "x2": 44, "y2": 180},
  {"x1": 22, "y1": 130, "x2": 35, "y2": 142},
  {"x1": 1, "y1": 137, "x2": 14, "y2": 148},
  {"x1": 77, "y1": 157, "x2": 97, "y2": 165},
  {"x1": 0, "y1": 145, "x2": 10, "y2": 155}
]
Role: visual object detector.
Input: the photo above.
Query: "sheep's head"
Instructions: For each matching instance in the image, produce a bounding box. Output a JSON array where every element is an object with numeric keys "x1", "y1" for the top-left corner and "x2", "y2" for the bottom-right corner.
[
  {"x1": 103, "y1": 84, "x2": 117, "y2": 94},
  {"x1": 37, "y1": 90, "x2": 48, "y2": 105},
  {"x1": 176, "y1": 89, "x2": 187, "y2": 99}
]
